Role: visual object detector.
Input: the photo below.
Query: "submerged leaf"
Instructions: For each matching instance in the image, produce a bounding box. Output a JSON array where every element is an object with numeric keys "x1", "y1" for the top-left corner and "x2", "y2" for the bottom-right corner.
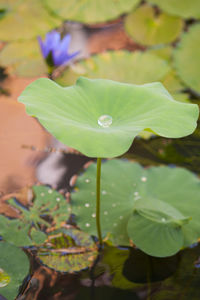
[
  {"x1": 71, "y1": 159, "x2": 200, "y2": 257},
  {"x1": 37, "y1": 228, "x2": 98, "y2": 272},
  {"x1": 18, "y1": 77, "x2": 198, "y2": 158}
]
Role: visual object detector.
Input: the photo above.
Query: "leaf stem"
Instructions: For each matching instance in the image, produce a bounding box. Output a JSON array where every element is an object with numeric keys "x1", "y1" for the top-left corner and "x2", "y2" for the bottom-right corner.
[{"x1": 96, "y1": 157, "x2": 103, "y2": 246}]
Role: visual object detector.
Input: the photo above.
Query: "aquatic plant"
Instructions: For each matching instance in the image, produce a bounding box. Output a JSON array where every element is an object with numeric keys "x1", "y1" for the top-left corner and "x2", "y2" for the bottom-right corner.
[
  {"x1": 18, "y1": 76, "x2": 199, "y2": 255},
  {"x1": 38, "y1": 31, "x2": 80, "y2": 68}
]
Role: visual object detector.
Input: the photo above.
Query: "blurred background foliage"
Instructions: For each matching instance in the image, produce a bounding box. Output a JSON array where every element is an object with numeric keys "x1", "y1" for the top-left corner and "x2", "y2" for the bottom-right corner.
[{"x1": 0, "y1": 0, "x2": 199, "y2": 99}]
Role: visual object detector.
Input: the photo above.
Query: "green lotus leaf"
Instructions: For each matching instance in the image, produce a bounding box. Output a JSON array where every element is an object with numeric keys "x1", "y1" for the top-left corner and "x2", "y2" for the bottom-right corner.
[
  {"x1": 37, "y1": 228, "x2": 98, "y2": 272},
  {"x1": 56, "y1": 50, "x2": 170, "y2": 87},
  {"x1": 0, "y1": 242, "x2": 29, "y2": 300},
  {"x1": 44, "y1": 0, "x2": 140, "y2": 24},
  {"x1": 173, "y1": 23, "x2": 200, "y2": 94},
  {"x1": 124, "y1": 4, "x2": 183, "y2": 46},
  {"x1": 19, "y1": 76, "x2": 198, "y2": 158},
  {"x1": 0, "y1": 216, "x2": 33, "y2": 247},
  {"x1": 0, "y1": 0, "x2": 60, "y2": 41},
  {"x1": 0, "y1": 185, "x2": 69, "y2": 247},
  {"x1": 147, "y1": 0, "x2": 200, "y2": 19},
  {"x1": 0, "y1": 40, "x2": 47, "y2": 77},
  {"x1": 71, "y1": 159, "x2": 200, "y2": 257}
]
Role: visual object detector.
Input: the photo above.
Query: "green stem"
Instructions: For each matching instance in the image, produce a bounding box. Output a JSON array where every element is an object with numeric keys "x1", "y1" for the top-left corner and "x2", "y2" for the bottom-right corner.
[{"x1": 96, "y1": 157, "x2": 103, "y2": 246}]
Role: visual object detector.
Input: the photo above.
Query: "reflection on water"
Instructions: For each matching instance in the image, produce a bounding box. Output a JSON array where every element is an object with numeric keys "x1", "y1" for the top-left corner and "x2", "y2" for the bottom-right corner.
[{"x1": 0, "y1": 97, "x2": 50, "y2": 216}]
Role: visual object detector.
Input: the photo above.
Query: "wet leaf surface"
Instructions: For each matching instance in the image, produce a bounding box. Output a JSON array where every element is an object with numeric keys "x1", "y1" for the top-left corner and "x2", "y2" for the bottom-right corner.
[
  {"x1": 37, "y1": 228, "x2": 98, "y2": 272},
  {"x1": 0, "y1": 241, "x2": 29, "y2": 300},
  {"x1": 71, "y1": 159, "x2": 200, "y2": 256},
  {"x1": 0, "y1": 185, "x2": 70, "y2": 246}
]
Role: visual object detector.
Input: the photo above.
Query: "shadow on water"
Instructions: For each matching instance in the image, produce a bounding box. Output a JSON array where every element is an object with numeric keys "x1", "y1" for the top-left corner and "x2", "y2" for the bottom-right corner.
[{"x1": 14, "y1": 241, "x2": 200, "y2": 300}]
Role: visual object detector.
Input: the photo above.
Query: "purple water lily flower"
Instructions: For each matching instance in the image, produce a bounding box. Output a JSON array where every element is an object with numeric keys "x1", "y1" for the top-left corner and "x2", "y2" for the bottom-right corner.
[{"x1": 38, "y1": 31, "x2": 80, "y2": 67}]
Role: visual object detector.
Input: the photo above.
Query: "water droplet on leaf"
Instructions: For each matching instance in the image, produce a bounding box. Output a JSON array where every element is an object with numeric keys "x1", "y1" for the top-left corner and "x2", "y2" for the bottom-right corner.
[
  {"x1": 98, "y1": 115, "x2": 112, "y2": 128},
  {"x1": 141, "y1": 176, "x2": 147, "y2": 182}
]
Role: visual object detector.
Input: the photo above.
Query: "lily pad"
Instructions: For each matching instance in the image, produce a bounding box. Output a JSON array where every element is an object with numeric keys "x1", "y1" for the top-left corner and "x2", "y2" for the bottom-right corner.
[
  {"x1": 56, "y1": 50, "x2": 170, "y2": 86},
  {"x1": 0, "y1": 0, "x2": 60, "y2": 41},
  {"x1": 124, "y1": 4, "x2": 183, "y2": 46},
  {"x1": 71, "y1": 159, "x2": 200, "y2": 257},
  {"x1": 173, "y1": 23, "x2": 200, "y2": 94},
  {"x1": 161, "y1": 69, "x2": 185, "y2": 93},
  {"x1": 0, "y1": 39, "x2": 48, "y2": 77},
  {"x1": 37, "y1": 228, "x2": 98, "y2": 272},
  {"x1": 19, "y1": 76, "x2": 198, "y2": 158},
  {"x1": 147, "y1": 0, "x2": 200, "y2": 19},
  {"x1": 44, "y1": 0, "x2": 140, "y2": 24},
  {"x1": 0, "y1": 185, "x2": 70, "y2": 247},
  {"x1": 0, "y1": 241, "x2": 29, "y2": 300}
]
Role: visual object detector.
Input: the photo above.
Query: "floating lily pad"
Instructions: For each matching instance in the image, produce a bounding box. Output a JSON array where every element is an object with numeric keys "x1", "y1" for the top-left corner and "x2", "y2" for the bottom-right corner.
[
  {"x1": 0, "y1": 0, "x2": 60, "y2": 41},
  {"x1": 161, "y1": 69, "x2": 185, "y2": 93},
  {"x1": 56, "y1": 50, "x2": 170, "y2": 86},
  {"x1": 124, "y1": 4, "x2": 183, "y2": 46},
  {"x1": 0, "y1": 242, "x2": 29, "y2": 300},
  {"x1": 173, "y1": 23, "x2": 200, "y2": 94},
  {"x1": 44, "y1": 0, "x2": 140, "y2": 24},
  {"x1": 0, "y1": 39, "x2": 48, "y2": 77},
  {"x1": 19, "y1": 76, "x2": 198, "y2": 158},
  {"x1": 147, "y1": 46, "x2": 173, "y2": 61},
  {"x1": 0, "y1": 185, "x2": 69, "y2": 247},
  {"x1": 37, "y1": 228, "x2": 98, "y2": 272},
  {"x1": 71, "y1": 159, "x2": 200, "y2": 257},
  {"x1": 147, "y1": 0, "x2": 200, "y2": 19}
]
